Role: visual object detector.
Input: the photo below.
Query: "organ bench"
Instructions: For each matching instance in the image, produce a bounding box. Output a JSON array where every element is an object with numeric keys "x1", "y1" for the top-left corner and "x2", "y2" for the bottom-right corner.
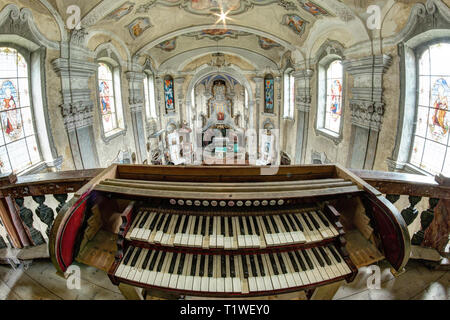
[{"x1": 49, "y1": 164, "x2": 410, "y2": 300}]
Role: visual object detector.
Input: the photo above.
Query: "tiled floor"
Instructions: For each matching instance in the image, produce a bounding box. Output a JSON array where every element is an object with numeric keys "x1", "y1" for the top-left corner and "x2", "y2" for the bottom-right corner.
[{"x1": 0, "y1": 259, "x2": 448, "y2": 300}]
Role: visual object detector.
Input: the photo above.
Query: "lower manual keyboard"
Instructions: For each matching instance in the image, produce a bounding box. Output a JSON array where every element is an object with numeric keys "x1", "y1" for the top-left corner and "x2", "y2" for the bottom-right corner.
[{"x1": 113, "y1": 244, "x2": 352, "y2": 295}]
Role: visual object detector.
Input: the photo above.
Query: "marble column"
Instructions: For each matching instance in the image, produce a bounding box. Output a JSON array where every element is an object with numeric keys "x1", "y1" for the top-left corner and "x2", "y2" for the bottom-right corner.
[
  {"x1": 126, "y1": 70, "x2": 146, "y2": 164},
  {"x1": 343, "y1": 55, "x2": 392, "y2": 170},
  {"x1": 293, "y1": 69, "x2": 313, "y2": 164},
  {"x1": 53, "y1": 30, "x2": 99, "y2": 169}
]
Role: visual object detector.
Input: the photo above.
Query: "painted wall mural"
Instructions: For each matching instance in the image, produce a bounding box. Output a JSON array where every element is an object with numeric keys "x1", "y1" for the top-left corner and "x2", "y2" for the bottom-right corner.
[
  {"x1": 300, "y1": 1, "x2": 329, "y2": 16},
  {"x1": 127, "y1": 17, "x2": 152, "y2": 39},
  {"x1": 105, "y1": 2, "x2": 135, "y2": 21},
  {"x1": 137, "y1": 0, "x2": 282, "y2": 16},
  {"x1": 258, "y1": 36, "x2": 281, "y2": 50},
  {"x1": 282, "y1": 14, "x2": 308, "y2": 36},
  {"x1": 164, "y1": 76, "x2": 175, "y2": 113},
  {"x1": 264, "y1": 75, "x2": 275, "y2": 113},
  {"x1": 156, "y1": 38, "x2": 177, "y2": 51}
]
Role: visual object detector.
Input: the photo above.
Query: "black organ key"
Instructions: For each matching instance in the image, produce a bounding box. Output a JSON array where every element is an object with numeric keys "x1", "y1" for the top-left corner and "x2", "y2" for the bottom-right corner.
[
  {"x1": 208, "y1": 255, "x2": 214, "y2": 278},
  {"x1": 277, "y1": 253, "x2": 287, "y2": 274},
  {"x1": 230, "y1": 256, "x2": 236, "y2": 278},
  {"x1": 141, "y1": 250, "x2": 153, "y2": 269},
  {"x1": 173, "y1": 215, "x2": 183, "y2": 233},
  {"x1": 168, "y1": 252, "x2": 178, "y2": 274},
  {"x1": 302, "y1": 251, "x2": 314, "y2": 270},
  {"x1": 193, "y1": 216, "x2": 200, "y2": 235},
  {"x1": 286, "y1": 215, "x2": 298, "y2": 231},
  {"x1": 139, "y1": 212, "x2": 150, "y2": 228},
  {"x1": 190, "y1": 254, "x2": 198, "y2": 276},
  {"x1": 262, "y1": 216, "x2": 272, "y2": 233},
  {"x1": 156, "y1": 214, "x2": 166, "y2": 231},
  {"x1": 241, "y1": 255, "x2": 249, "y2": 278},
  {"x1": 303, "y1": 215, "x2": 314, "y2": 231},
  {"x1": 328, "y1": 245, "x2": 342, "y2": 263},
  {"x1": 291, "y1": 214, "x2": 304, "y2": 232},
  {"x1": 149, "y1": 213, "x2": 160, "y2": 231},
  {"x1": 294, "y1": 251, "x2": 307, "y2": 271},
  {"x1": 257, "y1": 255, "x2": 265, "y2": 276},
  {"x1": 239, "y1": 216, "x2": 246, "y2": 234},
  {"x1": 249, "y1": 255, "x2": 257, "y2": 277},
  {"x1": 252, "y1": 216, "x2": 260, "y2": 235},
  {"x1": 149, "y1": 251, "x2": 160, "y2": 270},
  {"x1": 181, "y1": 215, "x2": 190, "y2": 233},
  {"x1": 307, "y1": 213, "x2": 320, "y2": 230},
  {"x1": 199, "y1": 255, "x2": 206, "y2": 277},
  {"x1": 228, "y1": 217, "x2": 234, "y2": 237},
  {"x1": 288, "y1": 252, "x2": 299, "y2": 272},
  {"x1": 123, "y1": 247, "x2": 135, "y2": 265},
  {"x1": 201, "y1": 216, "x2": 207, "y2": 236},
  {"x1": 245, "y1": 217, "x2": 253, "y2": 235},
  {"x1": 317, "y1": 211, "x2": 330, "y2": 227},
  {"x1": 280, "y1": 215, "x2": 291, "y2": 232},
  {"x1": 177, "y1": 254, "x2": 186, "y2": 275},
  {"x1": 209, "y1": 217, "x2": 214, "y2": 236},
  {"x1": 221, "y1": 255, "x2": 226, "y2": 278},
  {"x1": 269, "y1": 216, "x2": 279, "y2": 233},
  {"x1": 130, "y1": 248, "x2": 142, "y2": 267},
  {"x1": 319, "y1": 247, "x2": 332, "y2": 266},
  {"x1": 163, "y1": 215, "x2": 173, "y2": 233},
  {"x1": 269, "y1": 254, "x2": 279, "y2": 275},
  {"x1": 312, "y1": 248, "x2": 324, "y2": 267},
  {"x1": 156, "y1": 251, "x2": 166, "y2": 272},
  {"x1": 220, "y1": 217, "x2": 226, "y2": 236}
]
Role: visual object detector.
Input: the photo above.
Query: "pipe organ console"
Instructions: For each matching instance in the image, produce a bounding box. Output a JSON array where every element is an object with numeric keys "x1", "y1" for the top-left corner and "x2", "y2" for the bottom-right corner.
[{"x1": 49, "y1": 165, "x2": 410, "y2": 299}]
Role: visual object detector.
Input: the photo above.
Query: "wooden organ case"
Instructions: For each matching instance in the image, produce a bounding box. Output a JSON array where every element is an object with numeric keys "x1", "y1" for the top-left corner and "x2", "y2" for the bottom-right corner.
[{"x1": 49, "y1": 165, "x2": 410, "y2": 299}]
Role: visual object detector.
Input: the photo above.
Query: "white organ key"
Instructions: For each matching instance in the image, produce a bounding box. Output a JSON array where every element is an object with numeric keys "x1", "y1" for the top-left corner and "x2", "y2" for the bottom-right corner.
[
  {"x1": 275, "y1": 215, "x2": 292, "y2": 244},
  {"x1": 236, "y1": 217, "x2": 246, "y2": 248},
  {"x1": 130, "y1": 212, "x2": 146, "y2": 239},
  {"x1": 311, "y1": 211, "x2": 332, "y2": 239},
  {"x1": 184, "y1": 253, "x2": 194, "y2": 291},
  {"x1": 141, "y1": 212, "x2": 157, "y2": 240},
  {"x1": 160, "y1": 252, "x2": 173, "y2": 287},
  {"x1": 247, "y1": 255, "x2": 258, "y2": 292},
  {"x1": 274, "y1": 253, "x2": 289, "y2": 289},
  {"x1": 209, "y1": 217, "x2": 217, "y2": 248},
  {"x1": 203, "y1": 216, "x2": 210, "y2": 249},
  {"x1": 231, "y1": 217, "x2": 239, "y2": 250},
  {"x1": 224, "y1": 255, "x2": 233, "y2": 293},
  {"x1": 248, "y1": 217, "x2": 260, "y2": 248},
  {"x1": 187, "y1": 216, "x2": 197, "y2": 247},
  {"x1": 192, "y1": 254, "x2": 202, "y2": 292},
  {"x1": 253, "y1": 255, "x2": 265, "y2": 292},
  {"x1": 242, "y1": 217, "x2": 252, "y2": 248},
  {"x1": 224, "y1": 217, "x2": 232, "y2": 250},
  {"x1": 169, "y1": 253, "x2": 182, "y2": 289},
  {"x1": 267, "y1": 216, "x2": 281, "y2": 245},
  {"x1": 300, "y1": 250, "x2": 318, "y2": 284},
  {"x1": 231, "y1": 255, "x2": 241, "y2": 293},
  {"x1": 141, "y1": 250, "x2": 156, "y2": 285},
  {"x1": 216, "y1": 255, "x2": 225, "y2": 293},
  {"x1": 195, "y1": 216, "x2": 204, "y2": 248},
  {"x1": 181, "y1": 216, "x2": 193, "y2": 246},
  {"x1": 167, "y1": 215, "x2": 179, "y2": 247},
  {"x1": 280, "y1": 252, "x2": 296, "y2": 288},
  {"x1": 254, "y1": 216, "x2": 267, "y2": 249},
  {"x1": 297, "y1": 214, "x2": 313, "y2": 243},
  {"x1": 216, "y1": 217, "x2": 224, "y2": 249},
  {"x1": 154, "y1": 252, "x2": 168, "y2": 287},
  {"x1": 115, "y1": 246, "x2": 133, "y2": 278},
  {"x1": 288, "y1": 214, "x2": 307, "y2": 243},
  {"x1": 133, "y1": 248, "x2": 149, "y2": 282},
  {"x1": 126, "y1": 212, "x2": 141, "y2": 240},
  {"x1": 331, "y1": 245, "x2": 352, "y2": 274},
  {"x1": 293, "y1": 251, "x2": 310, "y2": 285},
  {"x1": 120, "y1": 247, "x2": 139, "y2": 279},
  {"x1": 259, "y1": 216, "x2": 274, "y2": 246},
  {"x1": 160, "y1": 216, "x2": 173, "y2": 245},
  {"x1": 260, "y1": 254, "x2": 273, "y2": 291},
  {"x1": 318, "y1": 210, "x2": 339, "y2": 237},
  {"x1": 173, "y1": 215, "x2": 185, "y2": 246},
  {"x1": 209, "y1": 255, "x2": 217, "y2": 293},
  {"x1": 306, "y1": 214, "x2": 323, "y2": 242},
  {"x1": 127, "y1": 248, "x2": 144, "y2": 280},
  {"x1": 238, "y1": 254, "x2": 249, "y2": 295},
  {"x1": 324, "y1": 247, "x2": 344, "y2": 276},
  {"x1": 284, "y1": 252, "x2": 302, "y2": 287},
  {"x1": 147, "y1": 251, "x2": 161, "y2": 285},
  {"x1": 178, "y1": 253, "x2": 190, "y2": 290},
  {"x1": 263, "y1": 254, "x2": 280, "y2": 291},
  {"x1": 201, "y1": 255, "x2": 209, "y2": 292},
  {"x1": 307, "y1": 249, "x2": 328, "y2": 281}
]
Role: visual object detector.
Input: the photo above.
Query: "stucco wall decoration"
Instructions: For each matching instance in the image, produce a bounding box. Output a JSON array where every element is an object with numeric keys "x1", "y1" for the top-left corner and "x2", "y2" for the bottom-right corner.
[
  {"x1": 156, "y1": 38, "x2": 177, "y2": 51},
  {"x1": 259, "y1": 36, "x2": 281, "y2": 50},
  {"x1": 184, "y1": 29, "x2": 250, "y2": 41},
  {"x1": 127, "y1": 17, "x2": 152, "y2": 39},
  {"x1": 282, "y1": 14, "x2": 308, "y2": 37},
  {"x1": 105, "y1": 2, "x2": 135, "y2": 21}
]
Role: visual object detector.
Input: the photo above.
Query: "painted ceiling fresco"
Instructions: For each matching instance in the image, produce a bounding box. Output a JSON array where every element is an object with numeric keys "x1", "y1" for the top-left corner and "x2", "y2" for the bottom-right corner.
[{"x1": 184, "y1": 29, "x2": 251, "y2": 41}]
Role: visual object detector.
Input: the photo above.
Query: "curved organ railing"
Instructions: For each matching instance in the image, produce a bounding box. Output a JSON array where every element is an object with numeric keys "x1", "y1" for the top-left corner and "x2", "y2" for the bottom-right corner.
[{"x1": 47, "y1": 165, "x2": 411, "y2": 299}]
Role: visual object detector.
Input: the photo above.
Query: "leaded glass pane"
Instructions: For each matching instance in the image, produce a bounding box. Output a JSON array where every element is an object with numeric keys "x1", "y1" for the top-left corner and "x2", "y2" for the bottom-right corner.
[
  {"x1": 324, "y1": 60, "x2": 343, "y2": 133},
  {"x1": 98, "y1": 63, "x2": 118, "y2": 134}
]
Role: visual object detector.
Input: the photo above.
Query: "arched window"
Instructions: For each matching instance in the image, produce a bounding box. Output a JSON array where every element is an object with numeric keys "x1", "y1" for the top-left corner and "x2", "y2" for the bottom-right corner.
[
  {"x1": 316, "y1": 53, "x2": 344, "y2": 141},
  {"x1": 283, "y1": 69, "x2": 295, "y2": 119},
  {"x1": 144, "y1": 72, "x2": 157, "y2": 119},
  {"x1": 0, "y1": 47, "x2": 40, "y2": 174},
  {"x1": 98, "y1": 63, "x2": 118, "y2": 134},
  {"x1": 264, "y1": 74, "x2": 275, "y2": 114},
  {"x1": 164, "y1": 76, "x2": 175, "y2": 114},
  {"x1": 410, "y1": 42, "x2": 450, "y2": 175}
]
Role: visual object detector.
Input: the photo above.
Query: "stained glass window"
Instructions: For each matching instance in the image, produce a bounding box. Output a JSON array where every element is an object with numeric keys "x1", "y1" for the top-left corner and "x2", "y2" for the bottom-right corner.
[
  {"x1": 411, "y1": 43, "x2": 450, "y2": 175},
  {"x1": 164, "y1": 76, "x2": 175, "y2": 114},
  {"x1": 324, "y1": 60, "x2": 343, "y2": 133},
  {"x1": 144, "y1": 74, "x2": 157, "y2": 119},
  {"x1": 0, "y1": 47, "x2": 40, "y2": 174},
  {"x1": 98, "y1": 63, "x2": 118, "y2": 133},
  {"x1": 264, "y1": 74, "x2": 274, "y2": 114}
]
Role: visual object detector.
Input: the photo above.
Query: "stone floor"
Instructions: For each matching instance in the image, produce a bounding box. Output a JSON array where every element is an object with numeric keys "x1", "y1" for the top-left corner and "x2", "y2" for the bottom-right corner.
[{"x1": 0, "y1": 259, "x2": 448, "y2": 300}]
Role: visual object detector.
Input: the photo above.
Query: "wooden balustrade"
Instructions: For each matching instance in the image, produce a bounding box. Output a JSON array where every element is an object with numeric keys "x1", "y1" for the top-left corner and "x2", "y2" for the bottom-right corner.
[
  {"x1": 351, "y1": 169, "x2": 450, "y2": 260},
  {"x1": 0, "y1": 169, "x2": 103, "y2": 251}
]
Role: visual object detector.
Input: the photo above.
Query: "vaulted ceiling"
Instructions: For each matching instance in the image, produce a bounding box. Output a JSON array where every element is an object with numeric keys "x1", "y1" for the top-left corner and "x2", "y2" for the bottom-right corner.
[{"x1": 15, "y1": 0, "x2": 423, "y2": 69}]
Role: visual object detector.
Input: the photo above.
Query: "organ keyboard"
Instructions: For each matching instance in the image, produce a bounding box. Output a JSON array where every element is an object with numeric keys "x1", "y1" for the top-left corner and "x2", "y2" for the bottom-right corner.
[{"x1": 49, "y1": 165, "x2": 410, "y2": 299}]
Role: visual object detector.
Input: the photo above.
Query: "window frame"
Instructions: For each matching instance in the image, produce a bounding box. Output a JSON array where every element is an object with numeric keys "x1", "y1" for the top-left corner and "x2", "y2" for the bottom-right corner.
[
  {"x1": 0, "y1": 44, "x2": 44, "y2": 175},
  {"x1": 143, "y1": 71, "x2": 157, "y2": 120},
  {"x1": 283, "y1": 68, "x2": 295, "y2": 120},
  {"x1": 95, "y1": 54, "x2": 126, "y2": 143},
  {"x1": 316, "y1": 54, "x2": 345, "y2": 144},
  {"x1": 407, "y1": 39, "x2": 450, "y2": 176}
]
